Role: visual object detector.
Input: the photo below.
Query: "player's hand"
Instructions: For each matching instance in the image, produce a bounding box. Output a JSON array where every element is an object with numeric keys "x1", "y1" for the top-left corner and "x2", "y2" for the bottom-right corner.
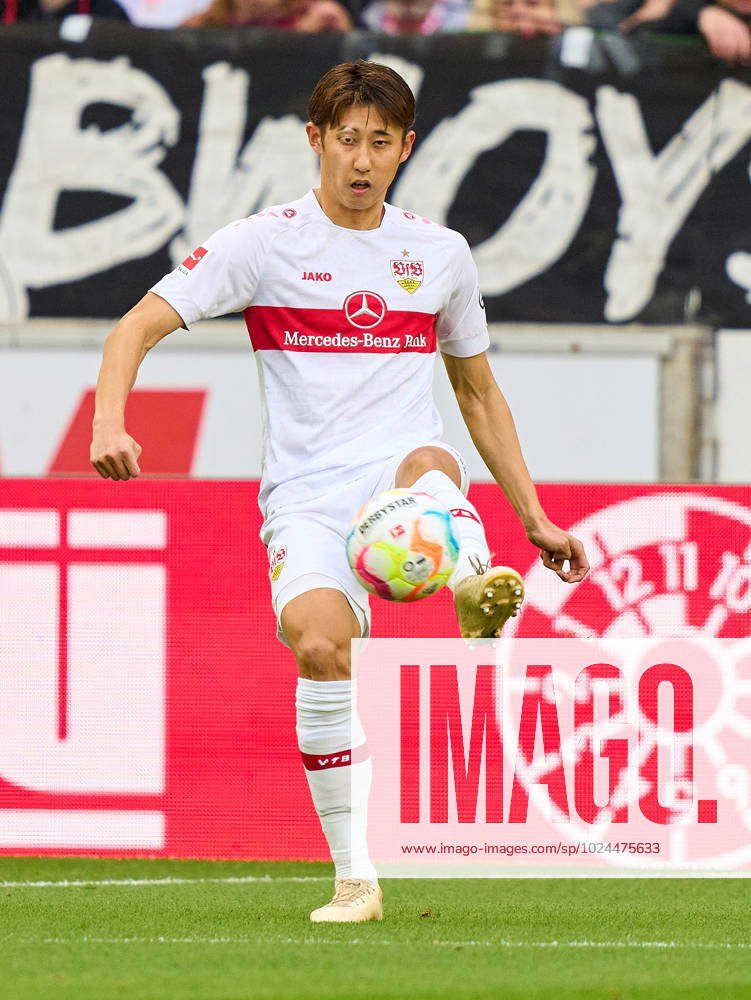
[
  {"x1": 90, "y1": 423, "x2": 142, "y2": 481},
  {"x1": 525, "y1": 519, "x2": 590, "y2": 583},
  {"x1": 698, "y1": 6, "x2": 751, "y2": 64}
]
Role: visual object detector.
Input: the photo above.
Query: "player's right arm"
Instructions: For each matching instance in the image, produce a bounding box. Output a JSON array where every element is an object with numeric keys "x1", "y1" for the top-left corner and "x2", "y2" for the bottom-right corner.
[
  {"x1": 90, "y1": 214, "x2": 272, "y2": 481},
  {"x1": 90, "y1": 292, "x2": 184, "y2": 481}
]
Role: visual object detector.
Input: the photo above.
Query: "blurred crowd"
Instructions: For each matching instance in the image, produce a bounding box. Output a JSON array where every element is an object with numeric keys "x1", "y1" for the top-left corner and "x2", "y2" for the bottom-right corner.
[{"x1": 4, "y1": 0, "x2": 751, "y2": 64}]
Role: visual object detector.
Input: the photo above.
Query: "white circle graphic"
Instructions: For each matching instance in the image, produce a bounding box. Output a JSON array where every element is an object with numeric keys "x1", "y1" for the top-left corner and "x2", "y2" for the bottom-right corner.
[{"x1": 343, "y1": 291, "x2": 387, "y2": 329}]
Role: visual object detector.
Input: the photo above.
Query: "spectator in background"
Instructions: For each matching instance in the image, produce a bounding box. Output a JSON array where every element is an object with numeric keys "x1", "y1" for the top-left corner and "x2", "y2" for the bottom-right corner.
[
  {"x1": 357, "y1": 0, "x2": 583, "y2": 41},
  {"x1": 359, "y1": 0, "x2": 468, "y2": 32},
  {"x1": 585, "y1": 0, "x2": 751, "y2": 64},
  {"x1": 183, "y1": 0, "x2": 351, "y2": 28},
  {"x1": 714, "y1": 0, "x2": 751, "y2": 59},
  {"x1": 3, "y1": 0, "x2": 127, "y2": 20},
  {"x1": 117, "y1": 0, "x2": 213, "y2": 26},
  {"x1": 468, "y1": 0, "x2": 582, "y2": 34}
]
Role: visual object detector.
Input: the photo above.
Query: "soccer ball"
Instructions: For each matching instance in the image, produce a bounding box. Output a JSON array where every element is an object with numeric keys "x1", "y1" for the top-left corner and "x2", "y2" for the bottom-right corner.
[{"x1": 346, "y1": 489, "x2": 459, "y2": 602}]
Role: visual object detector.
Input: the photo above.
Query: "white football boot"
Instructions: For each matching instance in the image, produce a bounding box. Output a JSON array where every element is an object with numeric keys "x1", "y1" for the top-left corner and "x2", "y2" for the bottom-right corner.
[
  {"x1": 454, "y1": 557, "x2": 524, "y2": 639},
  {"x1": 309, "y1": 879, "x2": 383, "y2": 923}
]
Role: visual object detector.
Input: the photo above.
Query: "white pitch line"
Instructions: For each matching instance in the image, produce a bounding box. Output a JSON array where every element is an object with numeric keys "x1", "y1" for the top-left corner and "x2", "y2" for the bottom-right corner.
[
  {"x1": 0, "y1": 876, "x2": 329, "y2": 888},
  {"x1": 3, "y1": 936, "x2": 749, "y2": 950}
]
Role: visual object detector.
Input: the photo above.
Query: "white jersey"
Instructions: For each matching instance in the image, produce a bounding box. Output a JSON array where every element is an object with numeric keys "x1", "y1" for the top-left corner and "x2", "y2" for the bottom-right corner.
[{"x1": 151, "y1": 190, "x2": 489, "y2": 515}]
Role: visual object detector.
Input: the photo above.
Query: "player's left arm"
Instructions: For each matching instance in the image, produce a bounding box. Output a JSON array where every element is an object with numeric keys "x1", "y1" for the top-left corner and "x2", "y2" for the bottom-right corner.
[{"x1": 442, "y1": 350, "x2": 589, "y2": 583}]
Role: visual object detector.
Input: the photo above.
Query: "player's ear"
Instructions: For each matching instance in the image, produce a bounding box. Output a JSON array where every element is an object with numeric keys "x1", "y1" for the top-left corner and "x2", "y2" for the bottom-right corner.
[
  {"x1": 399, "y1": 130, "x2": 416, "y2": 165},
  {"x1": 306, "y1": 121, "x2": 324, "y2": 155}
]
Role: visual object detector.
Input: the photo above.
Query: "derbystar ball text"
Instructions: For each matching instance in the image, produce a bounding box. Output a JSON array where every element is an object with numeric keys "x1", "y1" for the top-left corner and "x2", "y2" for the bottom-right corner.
[{"x1": 358, "y1": 495, "x2": 418, "y2": 535}]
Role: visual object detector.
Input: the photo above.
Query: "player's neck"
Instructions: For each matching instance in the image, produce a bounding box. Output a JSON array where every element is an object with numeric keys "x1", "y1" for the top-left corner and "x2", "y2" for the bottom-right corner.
[{"x1": 313, "y1": 187, "x2": 385, "y2": 231}]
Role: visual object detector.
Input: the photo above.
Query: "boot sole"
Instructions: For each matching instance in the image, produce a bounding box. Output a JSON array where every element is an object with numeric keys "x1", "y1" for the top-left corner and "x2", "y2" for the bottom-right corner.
[{"x1": 458, "y1": 567, "x2": 525, "y2": 639}]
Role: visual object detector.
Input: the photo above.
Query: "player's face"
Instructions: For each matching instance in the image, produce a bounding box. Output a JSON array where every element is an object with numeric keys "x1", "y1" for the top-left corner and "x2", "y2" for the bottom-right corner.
[{"x1": 306, "y1": 104, "x2": 415, "y2": 228}]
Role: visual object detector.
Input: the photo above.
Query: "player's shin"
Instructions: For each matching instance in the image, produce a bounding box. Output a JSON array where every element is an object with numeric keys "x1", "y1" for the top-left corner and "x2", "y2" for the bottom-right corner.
[
  {"x1": 295, "y1": 678, "x2": 377, "y2": 883},
  {"x1": 409, "y1": 470, "x2": 491, "y2": 589}
]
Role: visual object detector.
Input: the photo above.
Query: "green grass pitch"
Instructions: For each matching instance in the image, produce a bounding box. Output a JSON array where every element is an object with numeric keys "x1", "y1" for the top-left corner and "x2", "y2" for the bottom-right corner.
[{"x1": 1, "y1": 858, "x2": 749, "y2": 999}]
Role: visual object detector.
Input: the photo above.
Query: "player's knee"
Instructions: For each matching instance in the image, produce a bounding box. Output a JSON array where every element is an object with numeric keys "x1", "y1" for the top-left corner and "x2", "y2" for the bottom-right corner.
[
  {"x1": 396, "y1": 446, "x2": 461, "y2": 488},
  {"x1": 294, "y1": 634, "x2": 351, "y2": 681}
]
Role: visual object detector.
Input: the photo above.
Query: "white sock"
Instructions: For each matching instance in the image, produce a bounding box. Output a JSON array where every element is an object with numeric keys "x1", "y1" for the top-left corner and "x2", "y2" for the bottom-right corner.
[
  {"x1": 296, "y1": 678, "x2": 377, "y2": 883},
  {"x1": 411, "y1": 469, "x2": 491, "y2": 589}
]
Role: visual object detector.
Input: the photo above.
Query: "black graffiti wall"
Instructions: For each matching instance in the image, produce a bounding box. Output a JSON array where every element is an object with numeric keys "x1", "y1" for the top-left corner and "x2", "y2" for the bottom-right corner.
[{"x1": 2, "y1": 23, "x2": 751, "y2": 325}]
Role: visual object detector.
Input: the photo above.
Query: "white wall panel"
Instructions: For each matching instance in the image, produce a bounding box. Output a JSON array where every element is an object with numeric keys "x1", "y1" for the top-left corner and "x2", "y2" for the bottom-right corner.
[
  {"x1": 0, "y1": 342, "x2": 660, "y2": 481},
  {"x1": 717, "y1": 331, "x2": 751, "y2": 482},
  {"x1": 433, "y1": 352, "x2": 659, "y2": 482}
]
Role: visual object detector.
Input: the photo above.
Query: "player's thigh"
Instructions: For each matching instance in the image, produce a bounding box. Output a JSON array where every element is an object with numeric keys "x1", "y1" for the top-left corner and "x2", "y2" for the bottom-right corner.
[
  {"x1": 281, "y1": 587, "x2": 360, "y2": 680},
  {"x1": 262, "y1": 505, "x2": 371, "y2": 669}
]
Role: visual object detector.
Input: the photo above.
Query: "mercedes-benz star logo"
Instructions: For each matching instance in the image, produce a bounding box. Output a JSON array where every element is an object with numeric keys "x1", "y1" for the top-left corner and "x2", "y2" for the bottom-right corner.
[{"x1": 343, "y1": 291, "x2": 387, "y2": 329}]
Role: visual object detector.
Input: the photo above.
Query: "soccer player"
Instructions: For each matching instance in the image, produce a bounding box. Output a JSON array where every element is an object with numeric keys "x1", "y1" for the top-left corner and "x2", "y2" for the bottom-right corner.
[{"x1": 90, "y1": 60, "x2": 589, "y2": 923}]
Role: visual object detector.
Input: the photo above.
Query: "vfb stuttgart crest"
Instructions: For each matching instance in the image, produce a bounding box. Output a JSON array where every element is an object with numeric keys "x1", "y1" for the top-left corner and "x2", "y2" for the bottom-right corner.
[
  {"x1": 391, "y1": 259, "x2": 424, "y2": 294},
  {"x1": 269, "y1": 545, "x2": 287, "y2": 582}
]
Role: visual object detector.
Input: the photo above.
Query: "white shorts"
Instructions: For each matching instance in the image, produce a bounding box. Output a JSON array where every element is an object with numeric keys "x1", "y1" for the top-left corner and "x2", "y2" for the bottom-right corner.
[{"x1": 261, "y1": 441, "x2": 470, "y2": 646}]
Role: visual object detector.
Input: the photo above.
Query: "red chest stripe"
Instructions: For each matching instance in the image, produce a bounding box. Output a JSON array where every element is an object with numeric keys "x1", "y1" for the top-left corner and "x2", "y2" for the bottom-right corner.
[{"x1": 245, "y1": 305, "x2": 437, "y2": 354}]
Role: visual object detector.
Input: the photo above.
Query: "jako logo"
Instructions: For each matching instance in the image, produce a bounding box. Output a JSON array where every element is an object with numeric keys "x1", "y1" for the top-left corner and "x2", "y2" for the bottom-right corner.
[
  {"x1": 302, "y1": 271, "x2": 332, "y2": 282},
  {"x1": 181, "y1": 247, "x2": 208, "y2": 271}
]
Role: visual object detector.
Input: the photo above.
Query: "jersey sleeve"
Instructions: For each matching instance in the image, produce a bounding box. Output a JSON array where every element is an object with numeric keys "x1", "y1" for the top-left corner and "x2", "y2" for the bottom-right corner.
[
  {"x1": 435, "y1": 237, "x2": 490, "y2": 358},
  {"x1": 149, "y1": 218, "x2": 268, "y2": 328}
]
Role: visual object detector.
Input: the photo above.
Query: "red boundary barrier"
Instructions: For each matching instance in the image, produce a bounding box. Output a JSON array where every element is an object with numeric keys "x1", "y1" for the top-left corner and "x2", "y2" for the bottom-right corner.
[{"x1": 1, "y1": 479, "x2": 749, "y2": 859}]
